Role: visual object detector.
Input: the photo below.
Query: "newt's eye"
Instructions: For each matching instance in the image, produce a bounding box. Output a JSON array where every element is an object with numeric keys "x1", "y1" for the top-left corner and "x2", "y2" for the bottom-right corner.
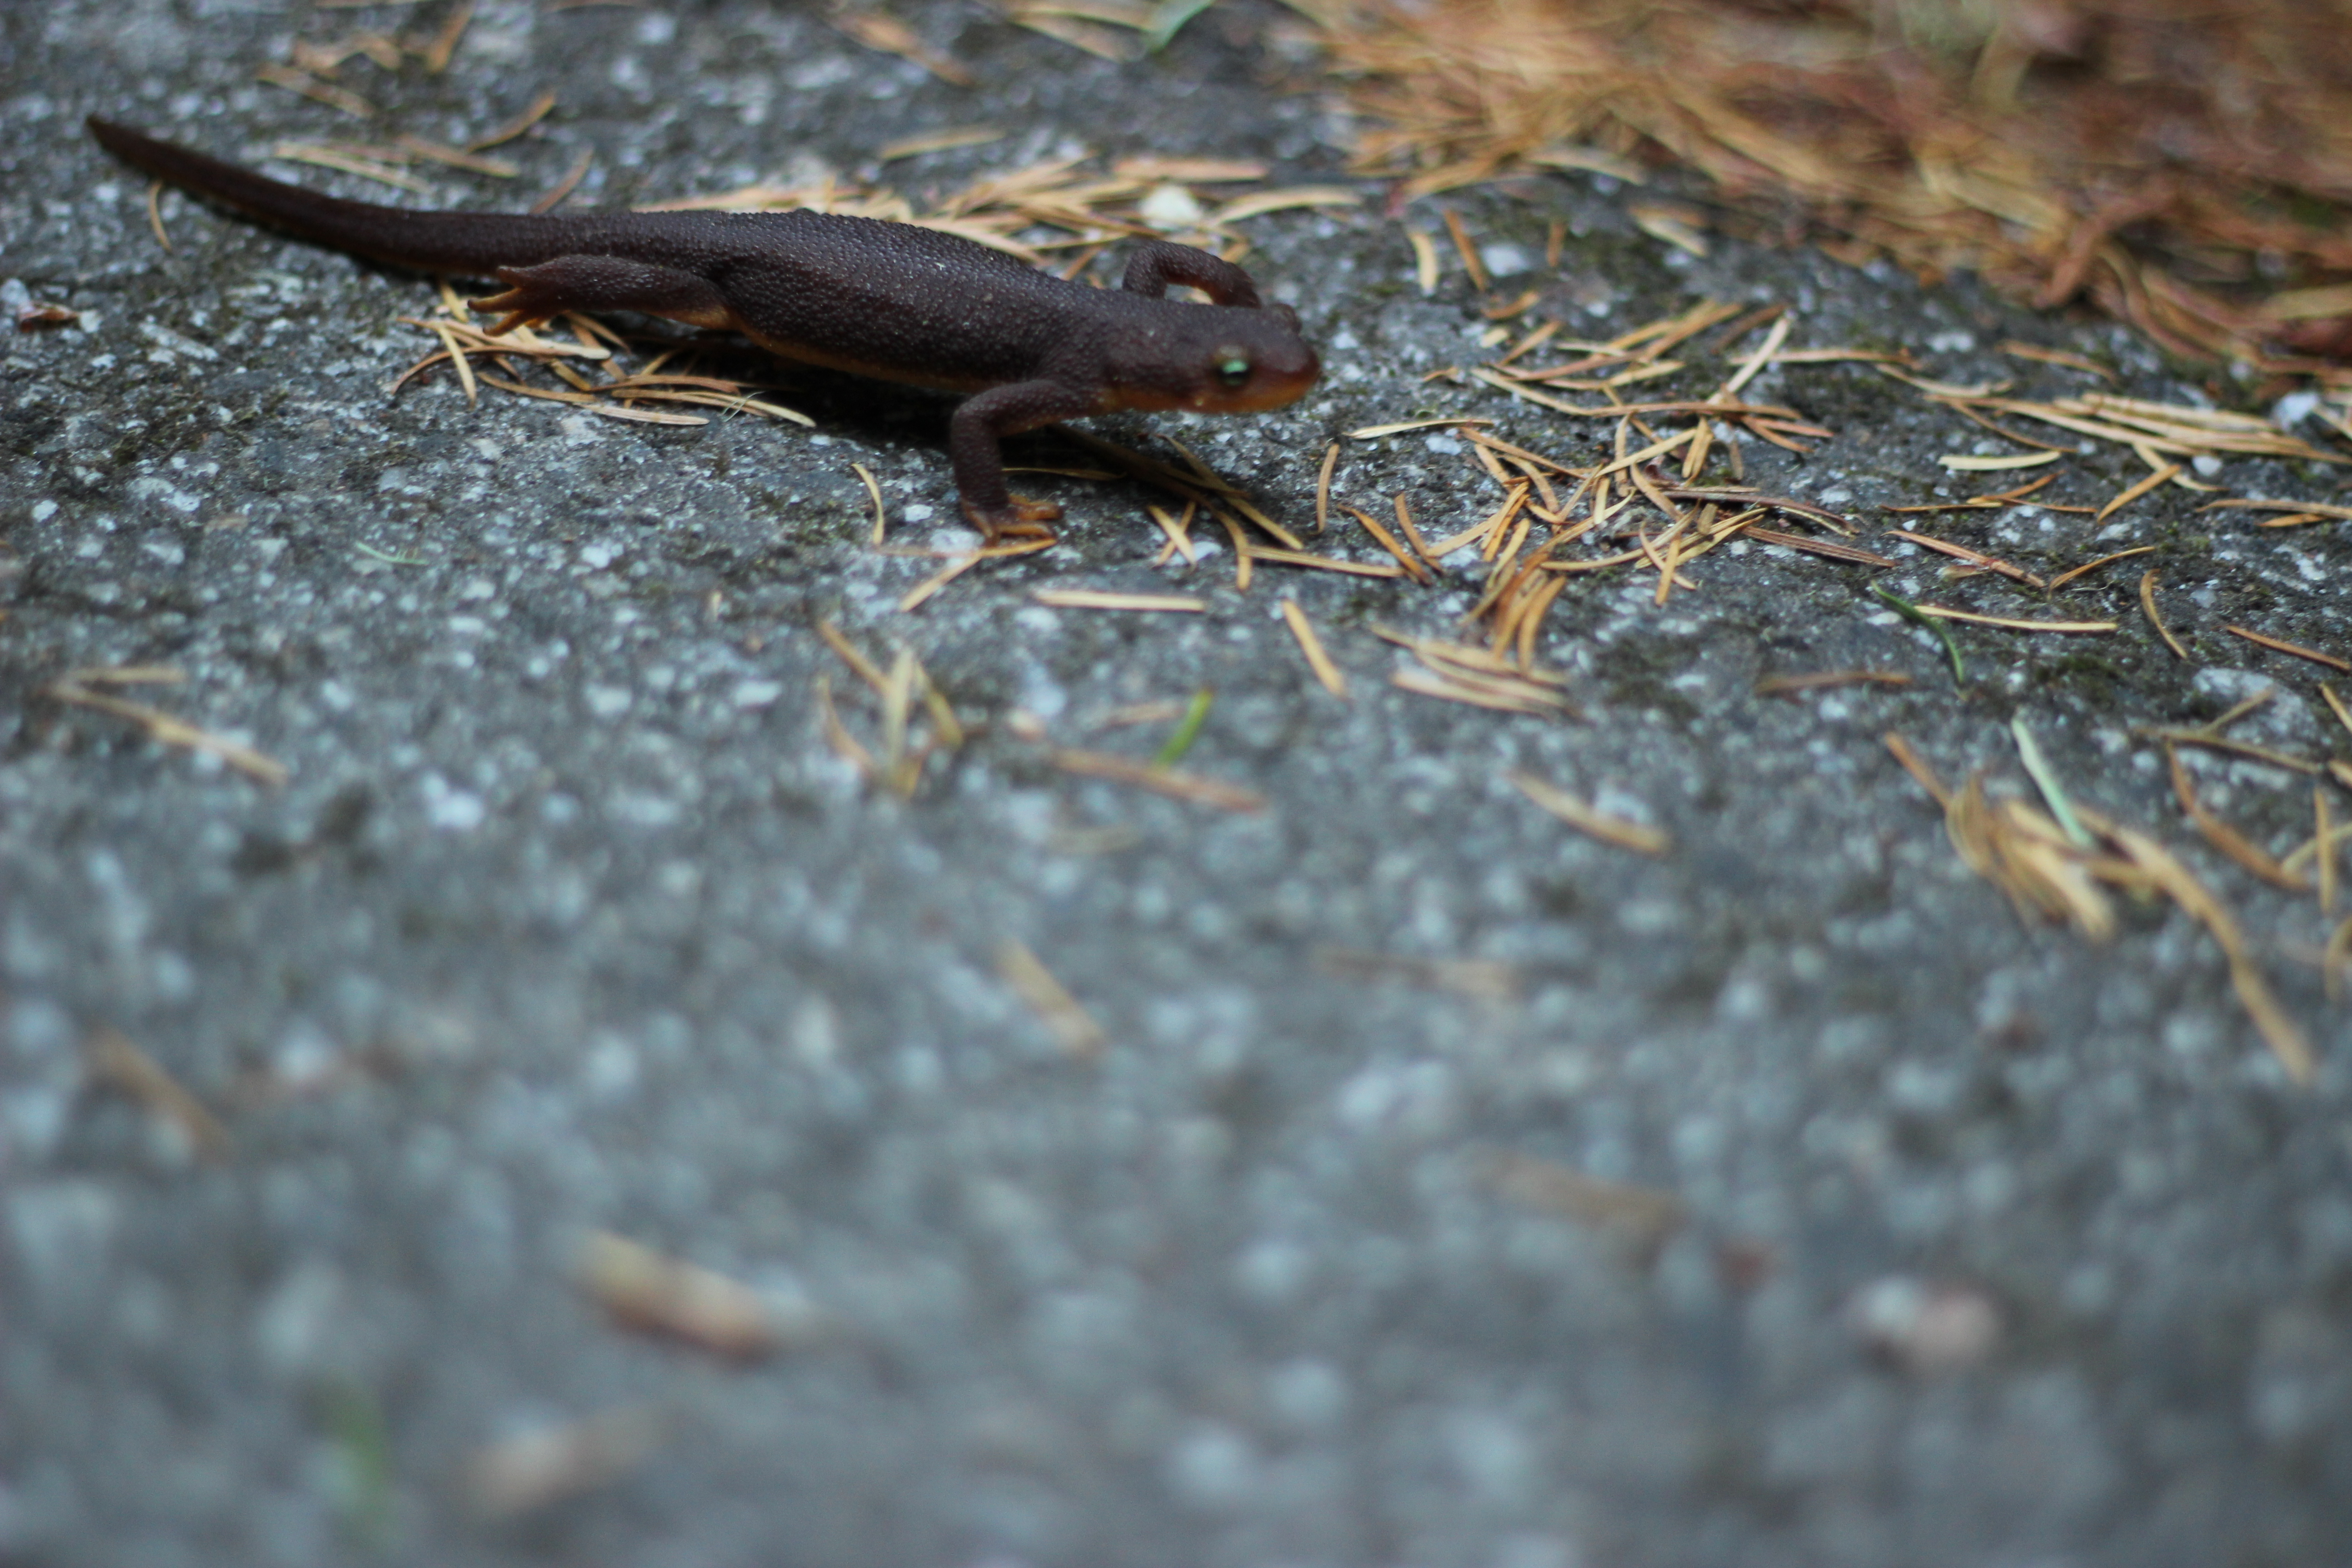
[{"x1": 1214, "y1": 353, "x2": 1251, "y2": 388}]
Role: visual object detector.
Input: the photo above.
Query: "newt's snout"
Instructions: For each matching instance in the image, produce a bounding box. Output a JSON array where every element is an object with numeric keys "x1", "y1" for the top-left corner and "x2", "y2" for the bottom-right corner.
[
  {"x1": 1186, "y1": 318, "x2": 1321, "y2": 414},
  {"x1": 1225, "y1": 347, "x2": 1320, "y2": 412}
]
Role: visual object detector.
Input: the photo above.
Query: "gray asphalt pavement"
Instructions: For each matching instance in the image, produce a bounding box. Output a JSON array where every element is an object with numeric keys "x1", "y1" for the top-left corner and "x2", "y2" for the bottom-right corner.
[{"x1": 5, "y1": 3, "x2": 2352, "y2": 1566}]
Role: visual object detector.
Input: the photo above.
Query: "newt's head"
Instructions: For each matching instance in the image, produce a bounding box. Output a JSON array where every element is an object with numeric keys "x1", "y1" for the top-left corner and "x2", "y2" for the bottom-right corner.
[
  {"x1": 1110, "y1": 301, "x2": 1321, "y2": 416},
  {"x1": 1189, "y1": 302, "x2": 1321, "y2": 414}
]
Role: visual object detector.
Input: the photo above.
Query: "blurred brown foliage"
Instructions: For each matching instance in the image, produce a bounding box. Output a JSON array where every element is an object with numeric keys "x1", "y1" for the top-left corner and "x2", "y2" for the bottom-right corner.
[{"x1": 1313, "y1": 0, "x2": 2352, "y2": 375}]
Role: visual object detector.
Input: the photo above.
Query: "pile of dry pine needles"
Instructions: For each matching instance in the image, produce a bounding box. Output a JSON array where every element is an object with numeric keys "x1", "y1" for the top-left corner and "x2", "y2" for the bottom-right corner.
[{"x1": 1307, "y1": 0, "x2": 2352, "y2": 379}]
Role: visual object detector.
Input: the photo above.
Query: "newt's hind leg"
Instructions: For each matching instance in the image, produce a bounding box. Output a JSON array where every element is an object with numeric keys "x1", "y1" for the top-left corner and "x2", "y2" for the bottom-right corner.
[
  {"x1": 1119, "y1": 240, "x2": 1263, "y2": 309},
  {"x1": 469, "y1": 255, "x2": 739, "y2": 336}
]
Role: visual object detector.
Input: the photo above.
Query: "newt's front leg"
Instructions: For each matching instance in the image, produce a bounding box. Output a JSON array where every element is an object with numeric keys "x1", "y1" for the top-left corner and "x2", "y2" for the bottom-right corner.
[{"x1": 948, "y1": 379, "x2": 1099, "y2": 543}]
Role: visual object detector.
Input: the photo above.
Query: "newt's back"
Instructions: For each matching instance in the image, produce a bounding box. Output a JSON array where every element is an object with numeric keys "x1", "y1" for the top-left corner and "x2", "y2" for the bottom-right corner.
[{"x1": 682, "y1": 209, "x2": 1096, "y2": 392}]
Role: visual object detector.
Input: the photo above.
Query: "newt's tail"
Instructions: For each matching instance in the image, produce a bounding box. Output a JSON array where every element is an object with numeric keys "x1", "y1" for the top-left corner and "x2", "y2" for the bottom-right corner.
[{"x1": 87, "y1": 118, "x2": 604, "y2": 276}]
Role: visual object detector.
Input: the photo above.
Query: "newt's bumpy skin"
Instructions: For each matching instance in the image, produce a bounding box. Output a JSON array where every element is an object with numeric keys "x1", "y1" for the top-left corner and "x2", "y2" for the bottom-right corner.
[{"x1": 88, "y1": 118, "x2": 1320, "y2": 539}]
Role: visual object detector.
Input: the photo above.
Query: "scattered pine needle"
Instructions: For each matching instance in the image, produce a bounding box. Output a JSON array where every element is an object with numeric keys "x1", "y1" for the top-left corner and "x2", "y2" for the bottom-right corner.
[
  {"x1": 2096, "y1": 462, "x2": 2183, "y2": 521},
  {"x1": 2328, "y1": 916, "x2": 2352, "y2": 1003},
  {"x1": 1909, "y1": 605, "x2": 2117, "y2": 635},
  {"x1": 1882, "y1": 731, "x2": 1950, "y2": 804},
  {"x1": 996, "y1": 938, "x2": 1108, "y2": 1058},
  {"x1": 878, "y1": 125, "x2": 1005, "y2": 161},
  {"x1": 898, "y1": 537, "x2": 1057, "y2": 612},
  {"x1": 1280, "y1": 600, "x2": 1349, "y2": 698},
  {"x1": 1442, "y1": 207, "x2": 1490, "y2": 291},
  {"x1": 465, "y1": 90, "x2": 557, "y2": 153},
  {"x1": 2193, "y1": 684, "x2": 2277, "y2": 738},
  {"x1": 466, "y1": 1408, "x2": 669, "y2": 1520},
  {"x1": 1755, "y1": 670, "x2": 1912, "y2": 696},
  {"x1": 426, "y1": 321, "x2": 477, "y2": 405},
  {"x1": 270, "y1": 142, "x2": 433, "y2": 192},
  {"x1": 812, "y1": 622, "x2": 961, "y2": 795},
  {"x1": 2137, "y1": 727, "x2": 2320, "y2": 776},
  {"x1": 1392, "y1": 667, "x2": 1568, "y2": 717},
  {"x1": 1482, "y1": 1149, "x2": 1685, "y2": 1253},
  {"x1": 1315, "y1": 946, "x2": 1518, "y2": 1000},
  {"x1": 1341, "y1": 504, "x2": 1432, "y2": 584},
  {"x1": 2286, "y1": 790, "x2": 2352, "y2": 882},
  {"x1": 815, "y1": 676, "x2": 876, "y2": 781},
  {"x1": 1046, "y1": 747, "x2": 1265, "y2": 813},
  {"x1": 2322, "y1": 683, "x2": 2352, "y2": 745},
  {"x1": 1031, "y1": 589, "x2": 1205, "y2": 612},
  {"x1": 1346, "y1": 417, "x2": 1496, "y2": 440},
  {"x1": 1216, "y1": 508, "x2": 1253, "y2": 591},
  {"x1": 571, "y1": 398, "x2": 706, "y2": 426},
  {"x1": 2000, "y1": 342, "x2": 2114, "y2": 381},
  {"x1": 2320, "y1": 789, "x2": 2339, "y2": 916},
  {"x1": 1408, "y1": 227, "x2": 1441, "y2": 294},
  {"x1": 1147, "y1": 500, "x2": 1200, "y2": 565},
  {"x1": 1392, "y1": 494, "x2": 1441, "y2": 572},
  {"x1": 61, "y1": 664, "x2": 185, "y2": 687},
  {"x1": 2048, "y1": 545, "x2": 2158, "y2": 591},
  {"x1": 1208, "y1": 185, "x2": 1366, "y2": 224},
  {"x1": 2012, "y1": 718, "x2": 2092, "y2": 848},
  {"x1": 255, "y1": 61, "x2": 376, "y2": 118},
  {"x1": 418, "y1": 0, "x2": 473, "y2": 74},
  {"x1": 529, "y1": 148, "x2": 594, "y2": 214},
  {"x1": 84, "y1": 1026, "x2": 233, "y2": 1161},
  {"x1": 853, "y1": 462, "x2": 887, "y2": 544},
  {"x1": 2093, "y1": 813, "x2": 2316, "y2": 1085},
  {"x1": 1248, "y1": 547, "x2": 1408, "y2": 580},
  {"x1": 2167, "y1": 746, "x2": 2310, "y2": 892},
  {"x1": 1887, "y1": 732, "x2": 2318, "y2": 1084},
  {"x1": 353, "y1": 540, "x2": 426, "y2": 567},
  {"x1": 1744, "y1": 529, "x2": 1891, "y2": 567},
  {"x1": 833, "y1": 11, "x2": 976, "y2": 86},
  {"x1": 1872, "y1": 585, "x2": 1966, "y2": 681},
  {"x1": 2140, "y1": 570, "x2": 2191, "y2": 659},
  {"x1": 144, "y1": 180, "x2": 173, "y2": 252},
  {"x1": 2223, "y1": 624, "x2": 2352, "y2": 673},
  {"x1": 1960, "y1": 772, "x2": 2127, "y2": 937},
  {"x1": 1630, "y1": 202, "x2": 1710, "y2": 258},
  {"x1": 1152, "y1": 687, "x2": 1215, "y2": 769},
  {"x1": 45, "y1": 677, "x2": 287, "y2": 785},
  {"x1": 1885, "y1": 473, "x2": 2063, "y2": 514},
  {"x1": 1940, "y1": 451, "x2": 2063, "y2": 471},
  {"x1": 1089, "y1": 700, "x2": 1191, "y2": 730},
  {"x1": 578, "y1": 1231, "x2": 799, "y2": 1360},
  {"x1": 1889, "y1": 529, "x2": 2045, "y2": 588},
  {"x1": 1509, "y1": 769, "x2": 1669, "y2": 854},
  {"x1": 2200, "y1": 498, "x2": 2352, "y2": 523}
]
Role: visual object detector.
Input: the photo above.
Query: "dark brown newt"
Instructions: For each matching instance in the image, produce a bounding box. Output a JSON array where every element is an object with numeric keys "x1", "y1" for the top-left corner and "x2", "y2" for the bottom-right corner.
[{"x1": 88, "y1": 118, "x2": 1320, "y2": 540}]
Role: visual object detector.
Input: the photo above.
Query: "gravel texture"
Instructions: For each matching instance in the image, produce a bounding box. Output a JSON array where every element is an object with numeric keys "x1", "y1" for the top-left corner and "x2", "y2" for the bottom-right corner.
[{"x1": 5, "y1": 4, "x2": 2352, "y2": 1566}]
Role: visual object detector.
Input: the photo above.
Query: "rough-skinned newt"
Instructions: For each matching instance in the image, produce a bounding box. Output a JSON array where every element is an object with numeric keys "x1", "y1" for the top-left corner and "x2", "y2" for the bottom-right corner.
[{"x1": 88, "y1": 118, "x2": 1320, "y2": 540}]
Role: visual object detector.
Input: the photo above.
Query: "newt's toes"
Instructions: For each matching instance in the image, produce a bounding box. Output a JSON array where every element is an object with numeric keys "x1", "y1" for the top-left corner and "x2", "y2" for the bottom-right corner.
[{"x1": 965, "y1": 495, "x2": 1063, "y2": 545}]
